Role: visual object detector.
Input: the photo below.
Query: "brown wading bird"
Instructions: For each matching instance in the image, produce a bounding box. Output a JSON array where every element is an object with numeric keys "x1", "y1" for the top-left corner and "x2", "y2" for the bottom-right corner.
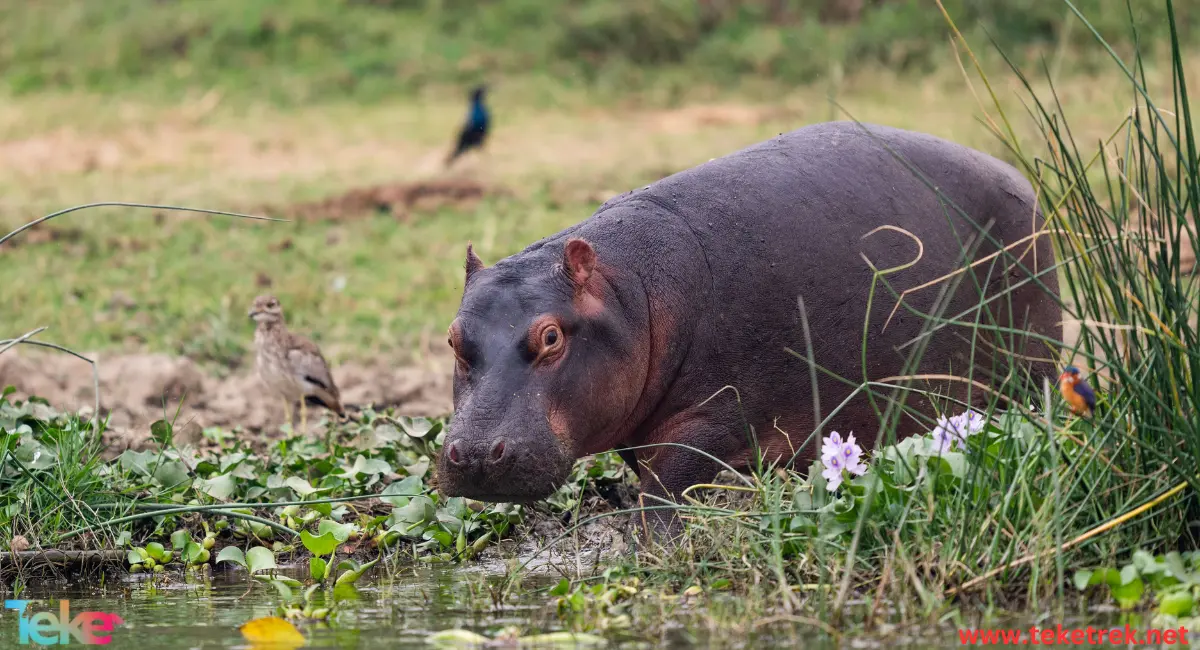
[{"x1": 249, "y1": 294, "x2": 345, "y2": 433}]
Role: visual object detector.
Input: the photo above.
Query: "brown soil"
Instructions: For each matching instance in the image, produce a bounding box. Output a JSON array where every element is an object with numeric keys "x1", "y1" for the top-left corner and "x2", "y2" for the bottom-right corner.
[
  {"x1": 0, "y1": 349, "x2": 453, "y2": 455},
  {"x1": 0, "y1": 225, "x2": 84, "y2": 253},
  {"x1": 272, "y1": 177, "x2": 499, "y2": 222}
]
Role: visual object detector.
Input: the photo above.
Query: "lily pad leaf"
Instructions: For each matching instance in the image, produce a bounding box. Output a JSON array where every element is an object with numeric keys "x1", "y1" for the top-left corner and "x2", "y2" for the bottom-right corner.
[
  {"x1": 300, "y1": 530, "x2": 339, "y2": 557},
  {"x1": 216, "y1": 546, "x2": 247, "y2": 569},
  {"x1": 195, "y1": 473, "x2": 236, "y2": 500},
  {"x1": 381, "y1": 476, "x2": 423, "y2": 507},
  {"x1": 317, "y1": 519, "x2": 354, "y2": 542},
  {"x1": 309, "y1": 557, "x2": 327, "y2": 582},
  {"x1": 246, "y1": 546, "x2": 277, "y2": 574},
  {"x1": 284, "y1": 476, "x2": 317, "y2": 497}
]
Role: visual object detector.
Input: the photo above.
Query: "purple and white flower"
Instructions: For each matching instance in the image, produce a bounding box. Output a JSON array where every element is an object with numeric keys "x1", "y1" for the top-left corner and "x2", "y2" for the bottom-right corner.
[
  {"x1": 820, "y1": 430, "x2": 867, "y2": 492},
  {"x1": 930, "y1": 409, "x2": 989, "y2": 453}
]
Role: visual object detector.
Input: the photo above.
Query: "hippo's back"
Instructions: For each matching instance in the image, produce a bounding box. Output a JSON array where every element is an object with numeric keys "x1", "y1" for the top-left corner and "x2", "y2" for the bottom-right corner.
[{"x1": 601, "y1": 121, "x2": 1059, "y2": 456}]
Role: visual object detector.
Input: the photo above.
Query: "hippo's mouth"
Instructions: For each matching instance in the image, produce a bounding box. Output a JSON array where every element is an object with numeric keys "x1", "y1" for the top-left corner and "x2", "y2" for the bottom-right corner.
[
  {"x1": 435, "y1": 485, "x2": 558, "y2": 505},
  {"x1": 433, "y1": 432, "x2": 575, "y2": 505},
  {"x1": 434, "y1": 467, "x2": 571, "y2": 504}
]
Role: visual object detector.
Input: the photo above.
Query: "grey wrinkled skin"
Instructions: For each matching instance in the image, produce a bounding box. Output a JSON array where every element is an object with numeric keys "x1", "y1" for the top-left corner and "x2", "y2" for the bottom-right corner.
[{"x1": 436, "y1": 121, "x2": 1061, "y2": 539}]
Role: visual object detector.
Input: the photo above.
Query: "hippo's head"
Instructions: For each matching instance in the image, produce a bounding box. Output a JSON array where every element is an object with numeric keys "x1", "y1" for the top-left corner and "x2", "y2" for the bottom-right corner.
[{"x1": 435, "y1": 238, "x2": 649, "y2": 503}]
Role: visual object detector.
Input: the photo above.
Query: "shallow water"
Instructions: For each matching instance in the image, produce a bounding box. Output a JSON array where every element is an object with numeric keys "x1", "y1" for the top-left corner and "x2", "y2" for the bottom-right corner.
[
  {"x1": 1, "y1": 565, "x2": 1172, "y2": 649},
  {"x1": 3, "y1": 565, "x2": 565, "y2": 650}
]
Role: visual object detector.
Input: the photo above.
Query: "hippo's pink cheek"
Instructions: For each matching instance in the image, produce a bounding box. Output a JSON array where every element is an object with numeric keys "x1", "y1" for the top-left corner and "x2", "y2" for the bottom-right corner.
[{"x1": 547, "y1": 408, "x2": 572, "y2": 445}]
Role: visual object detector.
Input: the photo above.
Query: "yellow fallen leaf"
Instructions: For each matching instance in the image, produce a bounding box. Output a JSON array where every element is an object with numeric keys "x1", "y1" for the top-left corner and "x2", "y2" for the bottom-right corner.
[{"x1": 240, "y1": 616, "x2": 306, "y2": 649}]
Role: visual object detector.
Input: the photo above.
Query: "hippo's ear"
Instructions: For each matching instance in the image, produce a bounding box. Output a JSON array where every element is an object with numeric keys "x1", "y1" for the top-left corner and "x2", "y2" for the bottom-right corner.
[
  {"x1": 562, "y1": 238, "x2": 596, "y2": 288},
  {"x1": 465, "y1": 243, "x2": 486, "y2": 286}
]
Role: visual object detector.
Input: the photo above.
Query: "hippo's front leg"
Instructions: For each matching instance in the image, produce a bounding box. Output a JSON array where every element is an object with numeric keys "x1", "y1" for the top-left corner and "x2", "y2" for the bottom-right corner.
[{"x1": 630, "y1": 412, "x2": 746, "y2": 542}]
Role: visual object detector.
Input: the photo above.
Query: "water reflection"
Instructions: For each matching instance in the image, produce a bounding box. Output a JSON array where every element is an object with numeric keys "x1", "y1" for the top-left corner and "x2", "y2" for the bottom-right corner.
[
  {"x1": 2, "y1": 565, "x2": 560, "y2": 649},
  {"x1": 0, "y1": 566, "x2": 1156, "y2": 649}
]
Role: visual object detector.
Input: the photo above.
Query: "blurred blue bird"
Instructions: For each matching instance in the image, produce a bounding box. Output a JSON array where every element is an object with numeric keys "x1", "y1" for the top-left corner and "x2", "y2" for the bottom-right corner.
[
  {"x1": 1058, "y1": 366, "x2": 1096, "y2": 418},
  {"x1": 445, "y1": 84, "x2": 489, "y2": 167}
]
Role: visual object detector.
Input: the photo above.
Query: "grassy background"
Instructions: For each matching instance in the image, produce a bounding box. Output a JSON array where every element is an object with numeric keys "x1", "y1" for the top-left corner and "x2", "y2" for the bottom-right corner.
[{"x1": 0, "y1": 0, "x2": 1195, "y2": 370}]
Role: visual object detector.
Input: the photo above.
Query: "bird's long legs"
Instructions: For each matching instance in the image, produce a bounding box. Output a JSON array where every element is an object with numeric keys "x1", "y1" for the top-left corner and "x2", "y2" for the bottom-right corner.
[
  {"x1": 299, "y1": 398, "x2": 309, "y2": 435},
  {"x1": 280, "y1": 397, "x2": 293, "y2": 432}
]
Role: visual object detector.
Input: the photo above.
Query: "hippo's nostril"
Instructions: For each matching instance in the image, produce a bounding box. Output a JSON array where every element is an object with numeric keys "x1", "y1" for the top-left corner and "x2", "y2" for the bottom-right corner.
[
  {"x1": 448, "y1": 441, "x2": 463, "y2": 465},
  {"x1": 489, "y1": 438, "x2": 506, "y2": 463}
]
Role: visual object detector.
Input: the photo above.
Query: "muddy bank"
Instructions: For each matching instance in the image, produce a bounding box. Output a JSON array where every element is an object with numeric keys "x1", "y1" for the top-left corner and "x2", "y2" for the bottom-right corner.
[
  {"x1": 269, "y1": 177, "x2": 501, "y2": 222},
  {"x1": 0, "y1": 348, "x2": 454, "y2": 452}
]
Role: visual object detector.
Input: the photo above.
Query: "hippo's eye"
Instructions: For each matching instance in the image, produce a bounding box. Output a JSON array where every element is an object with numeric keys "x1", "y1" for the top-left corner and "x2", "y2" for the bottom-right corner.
[
  {"x1": 532, "y1": 322, "x2": 565, "y2": 364},
  {"x1": 529, "y1": 318, "x2": 565, "y2": 364}
]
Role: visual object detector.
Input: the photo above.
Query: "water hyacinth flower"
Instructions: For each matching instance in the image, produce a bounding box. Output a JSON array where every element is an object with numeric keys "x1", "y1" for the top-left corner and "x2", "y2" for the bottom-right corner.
[
  {"x1": 820, "y1": 430, "x2": 867, "y2": 492},
  {"x1": 930, "y1": 409, "x2": 989, "y2": 453}
]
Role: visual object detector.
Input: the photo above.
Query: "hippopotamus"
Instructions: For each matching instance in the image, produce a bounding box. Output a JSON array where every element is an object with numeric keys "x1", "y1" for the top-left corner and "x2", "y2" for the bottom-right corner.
[{"x1": 436, "y1": 121, "x2": 1060, "y2": 537}]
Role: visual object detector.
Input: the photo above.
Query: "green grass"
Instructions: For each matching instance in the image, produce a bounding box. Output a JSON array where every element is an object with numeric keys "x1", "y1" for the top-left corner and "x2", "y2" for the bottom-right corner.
[
  {"x1": 1, "y1": 0, "x2": 1194, "y2": 103},
  {"x1": 0, "y1": 58, "x2": 1191, "y2": 367}
]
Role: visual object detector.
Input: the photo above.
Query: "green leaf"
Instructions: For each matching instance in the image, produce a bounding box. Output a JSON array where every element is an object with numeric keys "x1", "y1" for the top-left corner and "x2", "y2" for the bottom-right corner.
[
  {"x1": 404, "y1": 457, "x2": 431, "y2": 478},
  {"x1": 550, "y1": 578, "x2": 571, "y2": 596},
  {"x1": 284, "y1": 476, "x2": 316, "y2": 497},
  {"x1": 397, "y1": 417, "x2": 438, "y2": 439},
  {"x1": 152, "y1": 461, "x2": 190, "y2": 489},
  {"x1": 218, "y1": 452, "x2": 248, "y2": 472},
  {"x1": 126, "y1": 550, "x2": 143, "y2": 566},
  {"x1": 246, "y1": 546, "x2": 278, "y2": 574},
  {"x1": 372, "y1": 422, "x2": 404, "y2": 443},
  {"x1": 341, "y1": 455, "x2": 392, "y2": 479},
  {"x1": 215, "y1": 546, "x2": 247, "y2": 569},
  {"x1": 1073, "y1": 570, "x2": 1093, "y2": 591},
  {"x1": 230, "y1": 462, "x2": 258, "y2": 481},
  {"x1": 117, "y1": 449, "x2": 156, "y2": 477},
  {"x1": 334, "y1": 558, "x2": 378, "y2": 586},
  {"x1": 309, "y1": 501, "x2": 333, "y2": 517},
  {"x1": 309, "y1": 557, "x2": 327, "y2": 582},
  {"x1": 1111, "y1": 576, "x2": 1144, "y2": 610},
  {"x1": 318, "y1": 519, "x2": 354, "y2": 542},
  {"x1": 264, "y1": 577, "x2": 294, "y2": 601},
  {"x1": 1119, "y1": 564, "x2": 1140, "y2": 585},
  {"x1": 13, "y1": 439, "x2": 55, "y2": 470},
  {"x1": 428, "y1": 529, "x2": 453, "y2": 547},
  {"x1": 331, "y1": 582, "x2": 360, "y2": 603},
  {"x1": 1086, "y1": 567, "x2": 1122, "y2": 588},
  {"x1": 145, "y1": 542, "x2": 166, "y2": 561},
  {"x1": 381, "y1": 475, "x2": 423, "y2": 507},
  {"x1": 1165, "y1": 552, "x2": 1197, "y2": 584},
  {"x1": 183, "y1": 542, "x2": 206, "y2": 564},
  {"x1": 1159, "y1": 590, "x2": 1195, "y2": 617},
  {"x1": 170, "y1": 529, "x2": 191, "y2": 551},
  {"x1": 194, "y1": 473, "x2": 236, "y2": 500},
  {"x1": 396, "y1": 496, "x2": 436, "y2": 525},
  {"x1": 300, "y1": 530, "x2": 340, "y2": 556},
  {"x1": 150, "y1": 420, "x2": 174, "y2": 446}
]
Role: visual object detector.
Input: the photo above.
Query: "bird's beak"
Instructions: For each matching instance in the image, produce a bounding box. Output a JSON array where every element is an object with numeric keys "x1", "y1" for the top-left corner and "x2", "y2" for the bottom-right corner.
[{"x1": 248, "y1": 310, "x2": 259, "y2": 319}]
